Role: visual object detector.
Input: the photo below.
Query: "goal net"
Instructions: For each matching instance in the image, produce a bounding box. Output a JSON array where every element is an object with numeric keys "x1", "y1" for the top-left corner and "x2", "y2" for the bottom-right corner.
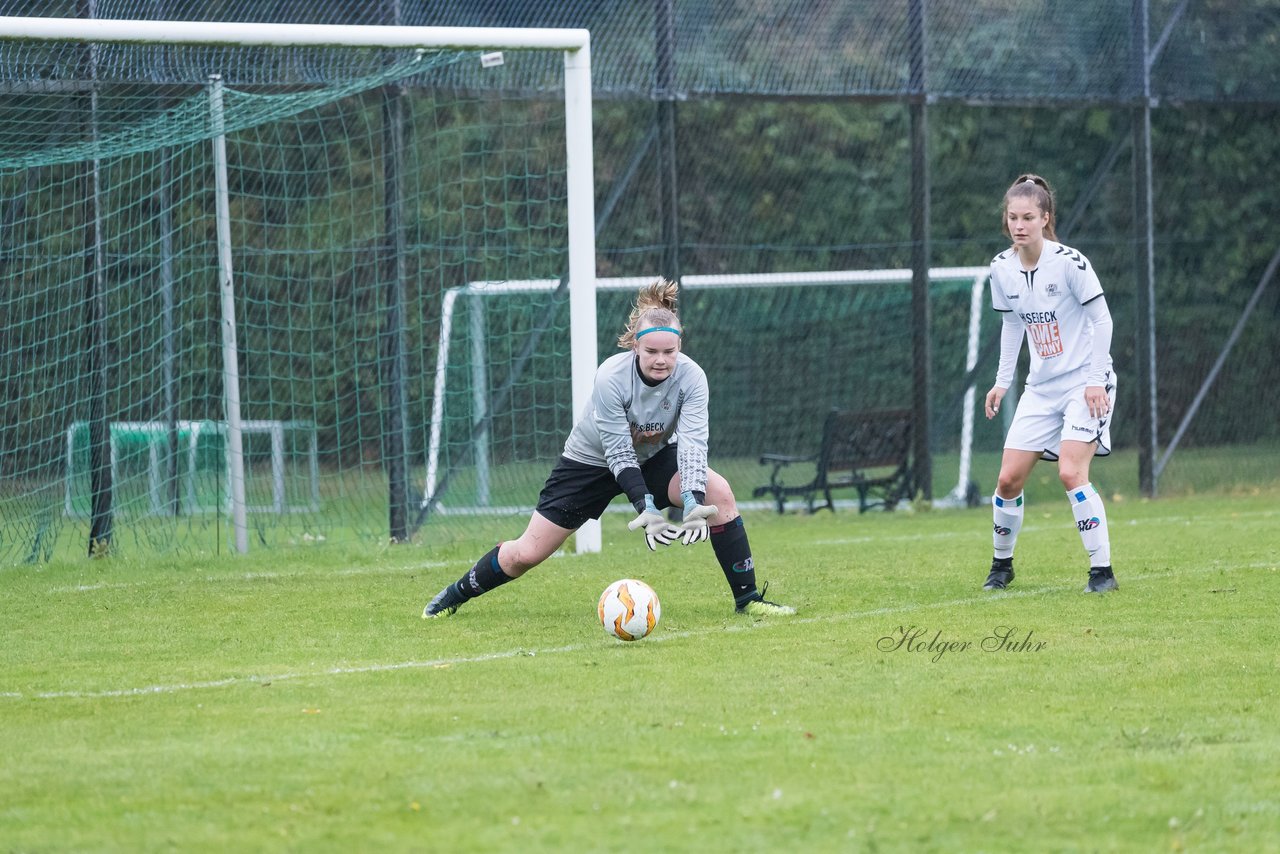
[{"x1": 0, "y1": 19, "x2": 593, "y2": 563}]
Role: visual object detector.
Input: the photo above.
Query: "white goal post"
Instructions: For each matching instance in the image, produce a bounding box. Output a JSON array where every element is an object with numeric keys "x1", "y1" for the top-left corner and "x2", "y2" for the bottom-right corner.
[
  {"x1": 425, "y1": 267, "x2": 992, "y2": 528},
  {"x1": 1, "y1": 16, "x2": 599, "y2": 554}
]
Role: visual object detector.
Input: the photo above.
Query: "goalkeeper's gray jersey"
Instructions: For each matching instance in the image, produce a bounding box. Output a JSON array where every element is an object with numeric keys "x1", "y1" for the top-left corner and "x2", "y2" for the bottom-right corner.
[{"x1": 561, "y1": 351, "x2": 709, "y2": 495}]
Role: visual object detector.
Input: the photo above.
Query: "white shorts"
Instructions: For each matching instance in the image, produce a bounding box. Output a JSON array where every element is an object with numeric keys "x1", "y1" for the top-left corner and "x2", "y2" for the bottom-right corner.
[{"x1": 1004, "y1": 370, "x2": 1116, "y2": 461}]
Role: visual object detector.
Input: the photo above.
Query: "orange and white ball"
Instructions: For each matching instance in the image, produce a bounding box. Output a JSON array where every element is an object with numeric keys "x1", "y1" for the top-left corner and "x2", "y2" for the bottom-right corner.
[{"x1": 597, "y1": 578, "x2": 660, "y2": 641}]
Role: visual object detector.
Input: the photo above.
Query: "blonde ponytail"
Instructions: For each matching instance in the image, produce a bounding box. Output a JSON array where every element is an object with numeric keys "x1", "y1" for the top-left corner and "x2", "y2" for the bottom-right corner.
[{"x1": 618, "y1": 278, "x2": 681, "y2": 349}]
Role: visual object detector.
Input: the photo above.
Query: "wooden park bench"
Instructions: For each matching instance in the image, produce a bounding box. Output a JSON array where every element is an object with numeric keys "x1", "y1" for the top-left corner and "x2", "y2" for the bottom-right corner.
[{"x1": 752, "y1": 408, "x2": 914, "y2": 514}]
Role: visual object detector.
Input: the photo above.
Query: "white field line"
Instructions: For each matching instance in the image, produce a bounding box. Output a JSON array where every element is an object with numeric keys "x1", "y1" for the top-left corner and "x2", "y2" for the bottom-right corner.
[
  {"x1": 48, "y1": 562, "x2": 448, "y2": 594},
  {"x1": 4, "y1": 559, "x2": 1273, "y2": 703}
]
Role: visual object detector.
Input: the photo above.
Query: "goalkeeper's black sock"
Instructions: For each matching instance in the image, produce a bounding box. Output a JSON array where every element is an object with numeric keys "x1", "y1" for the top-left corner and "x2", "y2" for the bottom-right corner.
[
  {"x1": 710, "y1": 516, "x2": 759, "y2": 607},
  {"x1": 448, "y1": 543, "x2": 515, "y2": 603}
]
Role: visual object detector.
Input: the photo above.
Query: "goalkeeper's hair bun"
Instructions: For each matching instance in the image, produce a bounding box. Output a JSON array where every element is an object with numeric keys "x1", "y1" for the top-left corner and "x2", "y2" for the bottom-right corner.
[{"x1": 619, "y1": 278, "x2": 681, "y2": 349}]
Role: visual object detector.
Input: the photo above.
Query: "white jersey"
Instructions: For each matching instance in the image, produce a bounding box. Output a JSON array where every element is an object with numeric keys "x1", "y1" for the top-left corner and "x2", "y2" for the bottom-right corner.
[
  {"x1": 990, "y1": 239, "x2": 1112, "y2": 392},
  {"x1": 561, "y1": 351, "x2": 709, "y2": 495}
]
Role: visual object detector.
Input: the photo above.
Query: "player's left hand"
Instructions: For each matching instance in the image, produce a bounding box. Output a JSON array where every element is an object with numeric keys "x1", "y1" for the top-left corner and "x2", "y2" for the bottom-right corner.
[
  {"x1": 1083, "y1": 385, "x2": 1110, "y2": 419},
  {"x1": 677, "y1": 491, "x2": 718, "y2": 546}
]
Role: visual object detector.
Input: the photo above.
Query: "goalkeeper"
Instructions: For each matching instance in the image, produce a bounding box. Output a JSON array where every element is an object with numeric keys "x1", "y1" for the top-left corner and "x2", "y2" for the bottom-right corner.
[{"x1": 422, "y1": 278, "x2": 795, "y2": 620}]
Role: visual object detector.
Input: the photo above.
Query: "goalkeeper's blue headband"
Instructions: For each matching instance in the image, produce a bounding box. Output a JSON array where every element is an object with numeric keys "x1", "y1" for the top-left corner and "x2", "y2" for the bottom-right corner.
[{"x1": 636, "y1": 326, "x2": 681, "y2": 338}]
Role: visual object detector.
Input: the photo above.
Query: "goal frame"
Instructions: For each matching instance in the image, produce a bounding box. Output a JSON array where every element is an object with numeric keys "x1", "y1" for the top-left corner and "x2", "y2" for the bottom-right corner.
[
  {"x1": 425, "y1": 267, "x2": 992, "y2": 520},
  {"x1": 0, "y1": 16, "x2": 598, "y2": 553}
]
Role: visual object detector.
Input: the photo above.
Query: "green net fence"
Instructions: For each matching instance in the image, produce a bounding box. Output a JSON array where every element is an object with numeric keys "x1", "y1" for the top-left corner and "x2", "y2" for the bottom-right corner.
[
  {"x1": 2, "y1": 5, "x2": 1279, "y2": 565},
  {"x1": 4, "y1": 1, "x2": 1274, "y2": 104}
]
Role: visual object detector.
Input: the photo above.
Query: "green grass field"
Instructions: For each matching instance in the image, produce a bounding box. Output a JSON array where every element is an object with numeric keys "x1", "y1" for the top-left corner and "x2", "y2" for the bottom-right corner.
[{"x1": 3, "y1": 486, "x2": 1279, "y2": 851}]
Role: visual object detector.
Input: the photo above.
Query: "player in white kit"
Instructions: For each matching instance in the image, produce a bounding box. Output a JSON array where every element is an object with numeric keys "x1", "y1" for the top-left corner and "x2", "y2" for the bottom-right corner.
[
  {"x1": 983, "y1": 174, "x2": 1118, "y2": 594},
  {"x1": 422, "y1": 279, "x2": 795, "y2": 619}
]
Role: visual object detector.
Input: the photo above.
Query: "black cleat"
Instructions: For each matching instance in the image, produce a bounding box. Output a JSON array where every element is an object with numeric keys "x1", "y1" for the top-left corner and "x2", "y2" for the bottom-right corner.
[
  {"x1": 983, "y1": 558, "x2": 1014, "y2": 590},
  {"x1": 421, "y1": 586, "x2": 463, "y2": 619},
  {"x1": 1085, "y1": 566, "x2": 1118, "y2": 593}
]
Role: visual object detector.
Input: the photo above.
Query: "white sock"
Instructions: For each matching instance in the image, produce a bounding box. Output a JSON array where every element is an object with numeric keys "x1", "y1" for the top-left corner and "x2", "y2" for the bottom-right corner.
[
  {"x1": 992, "y1": 492, "x2": 1024, "y2": 559},
  {"x1": 1067, "y1": 483, "x2": 1111, "y2": 567}
]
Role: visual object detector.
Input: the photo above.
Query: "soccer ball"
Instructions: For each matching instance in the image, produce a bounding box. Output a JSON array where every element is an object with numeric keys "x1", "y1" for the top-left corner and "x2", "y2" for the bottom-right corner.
[{"x1": 598, "y1": 578, "x2": 661, "y2": 641}]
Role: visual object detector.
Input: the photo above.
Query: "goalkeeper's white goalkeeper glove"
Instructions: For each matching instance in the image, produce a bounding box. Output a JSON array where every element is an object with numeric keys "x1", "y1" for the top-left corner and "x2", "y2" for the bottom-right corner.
[
  {"x1": 677, "y1": 490, "x2": 718, "y2": 546},
  {"x1": 627, "y1": 494, "x2": 678, "y2": 551}
]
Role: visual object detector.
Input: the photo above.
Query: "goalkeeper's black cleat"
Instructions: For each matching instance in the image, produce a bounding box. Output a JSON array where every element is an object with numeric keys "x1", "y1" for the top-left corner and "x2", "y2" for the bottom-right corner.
[
  {"x1": 735, "y1": 582, "x2": 796, "y2": 616},
  {"x1": 421, "y1": 587, "x2": 463, "y2": 619},
  {"x1": 1084, "y1": 565, "x2": 1118, "y2": 594},
  {"x1": 983, "y1": 558, "x2": 1014, "y2": 590}
]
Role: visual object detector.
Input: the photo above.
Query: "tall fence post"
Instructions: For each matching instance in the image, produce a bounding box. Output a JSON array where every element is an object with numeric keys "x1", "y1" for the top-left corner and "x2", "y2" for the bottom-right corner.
[
  {"x1": 80, "y1": 0, "x2": 113, "y2": 555},
  {"x1": 909, "y1": 0, "x2": 932, "y2": 500},
  {"x1": 381, "y1": 0, "x2": 411, "y2": 542},
  {"x1": 382, "y1": 82, "x2": 411, "y2": 543},
  {"x1": 1132, "y1": 0, "x2": 1158, "y2": 497},
  {"x1": 655, "y1": 0, "x2": 680, "y2": 283}
]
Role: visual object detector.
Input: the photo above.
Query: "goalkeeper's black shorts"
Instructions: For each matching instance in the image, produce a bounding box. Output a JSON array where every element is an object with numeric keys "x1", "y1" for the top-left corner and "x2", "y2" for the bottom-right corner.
[{"x1": 535, "y1": 443, "x2": 678, "y2": 530}]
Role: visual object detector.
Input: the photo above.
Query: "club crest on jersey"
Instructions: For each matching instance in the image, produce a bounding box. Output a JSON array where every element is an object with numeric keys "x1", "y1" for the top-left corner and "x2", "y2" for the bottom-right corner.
[
  {"x1": 1044, "y1": 281, "x2": 1060, "y2": 297},
  {"x1": 661, "y1": 399, "x2": 672, "y2": 411}
]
